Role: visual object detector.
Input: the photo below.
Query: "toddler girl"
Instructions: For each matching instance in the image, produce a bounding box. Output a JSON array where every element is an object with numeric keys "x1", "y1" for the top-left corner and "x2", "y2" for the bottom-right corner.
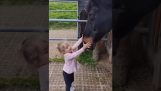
[{"x1": 57, "y1": 36, "x2": 91, "y2": 91}]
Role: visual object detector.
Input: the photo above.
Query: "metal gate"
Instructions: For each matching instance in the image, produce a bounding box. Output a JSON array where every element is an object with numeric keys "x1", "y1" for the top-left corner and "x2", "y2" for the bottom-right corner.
[{"x1": 49, "y1": 0, "x2": 87, "y2": 41}]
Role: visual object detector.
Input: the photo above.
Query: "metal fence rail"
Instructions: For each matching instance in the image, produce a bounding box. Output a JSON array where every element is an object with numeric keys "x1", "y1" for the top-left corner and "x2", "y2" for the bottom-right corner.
[
  {"x1": 49, "y1": 10, "x2": 77, "y2": 12},
  {"x1": 49, "y1": 0, "x2": 88, "y2": 41},
  {"x1": 0, "y1": 27, "x2": 48, "y2": 32},
  {"x1": 49, "y1": 38, "x2": 108, "y2": 41},
  {"x1": 49, "y1": 19, "x2": 87, "y2": 22},
  {"x1": 49, "y1": 38, "x2": 78, "y2": 41},
  {"x1": 49, "y1": 0, "x2": 77, "y2": 3}
]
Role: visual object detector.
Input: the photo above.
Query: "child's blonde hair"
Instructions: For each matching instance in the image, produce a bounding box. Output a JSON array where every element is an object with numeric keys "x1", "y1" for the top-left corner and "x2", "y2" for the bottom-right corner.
[{"x1": 57, "y1": 42, "x2": 70, "y2": 54}]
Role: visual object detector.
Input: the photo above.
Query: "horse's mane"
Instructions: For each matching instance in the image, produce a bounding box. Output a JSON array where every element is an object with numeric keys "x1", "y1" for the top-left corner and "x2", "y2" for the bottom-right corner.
[
  {"x1": 86, "y1": 0, "x2": 92, "y2": 12},
  {"x1": 87, "y1": 0, "x2": 112, "y2": 11},
  {"x1": 86, "y1": 0, "x2": 99, "y2": 12}
]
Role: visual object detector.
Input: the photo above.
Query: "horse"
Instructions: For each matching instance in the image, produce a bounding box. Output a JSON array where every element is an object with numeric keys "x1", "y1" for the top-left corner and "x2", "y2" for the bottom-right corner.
[
  {"x1": 81, "y1": 0, "x2": 112, "y2": 62},
  {"x1": 83, "y1": 0, "x2": 161, "y2": 89},
  {"x1": 83, "y1": 0, "x2": 112, "y2": 45},
  {"x1": 113, "y1": 0, "x2": 161, "y2": 55},
  {"x1": 83, "y1": 0, "x2": 161, "y2": 55}
]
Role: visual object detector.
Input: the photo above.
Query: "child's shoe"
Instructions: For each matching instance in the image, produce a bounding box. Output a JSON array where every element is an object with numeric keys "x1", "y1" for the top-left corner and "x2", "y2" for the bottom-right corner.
[{"x1": 70, "y1": 86, "x2": 75, "y2": 91}]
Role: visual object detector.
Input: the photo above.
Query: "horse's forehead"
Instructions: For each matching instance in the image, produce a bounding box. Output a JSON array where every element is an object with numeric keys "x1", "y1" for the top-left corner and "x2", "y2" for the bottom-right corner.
[
  {"x1": 89, "y1": 0, "x2": 111, "y2": 7},
  {"x1": 88, "y1": 0, "x2": 108, "y2": 11}
]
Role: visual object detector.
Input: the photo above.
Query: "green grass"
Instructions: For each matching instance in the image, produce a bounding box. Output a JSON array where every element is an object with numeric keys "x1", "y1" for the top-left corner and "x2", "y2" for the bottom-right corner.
[
  {"x1": 49, "y1": 2, "x2": 77, "y2": 10},
  {"x1": 49, "y1": 57, "x2": 64, "y2": 63},
  {"x1": 49, "y1": 2, "x2": 77, "y2": 30},
  {"x1": 0, "y1": 77, "x2": 39, "y2": 88},
  {"x1": 77, "y1": 51, "x2": 97, "y2": 66}
]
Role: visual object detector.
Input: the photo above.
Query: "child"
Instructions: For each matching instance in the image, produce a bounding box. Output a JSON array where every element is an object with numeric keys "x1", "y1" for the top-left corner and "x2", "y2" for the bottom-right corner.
[
  {"x1": 57, "y1": 36, "x2": 91, "y2": 91},
  {"x1": 20, "y1": 36, "x2": 48, "y2": 91}
]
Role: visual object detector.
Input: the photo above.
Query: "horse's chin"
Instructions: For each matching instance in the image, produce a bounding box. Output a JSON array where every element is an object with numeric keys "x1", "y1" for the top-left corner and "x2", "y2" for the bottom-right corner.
[{"x1": 83, "y1": 36, "x2": 95, "y2": 50}]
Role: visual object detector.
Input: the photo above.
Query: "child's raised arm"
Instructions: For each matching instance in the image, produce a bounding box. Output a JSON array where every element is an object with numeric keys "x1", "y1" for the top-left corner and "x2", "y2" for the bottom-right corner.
[
  {"x1": 72, "y1": 36, "x2": 83, "y2": 50},
  {"x1": 65, "y1": 42, "x2": 91, "y2": 60}
]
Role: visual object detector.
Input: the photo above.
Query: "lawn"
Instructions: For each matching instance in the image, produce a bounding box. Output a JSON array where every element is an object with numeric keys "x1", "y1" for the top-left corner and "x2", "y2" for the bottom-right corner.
[
  {"x1": 0, "y1": 77, "x2": 39, "y2": 89},
  {"x1": 49, "y1": 2, "x2": 78, "y2": 30}
]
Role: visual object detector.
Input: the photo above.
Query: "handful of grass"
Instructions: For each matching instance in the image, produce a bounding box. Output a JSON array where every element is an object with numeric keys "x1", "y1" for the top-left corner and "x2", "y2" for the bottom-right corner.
[
  {"x1": 77, "y1": 51, "x2": 96, "y2": 66},
  {"x1": 49, "y1": 57, "x2": 64, "y2": 62}
]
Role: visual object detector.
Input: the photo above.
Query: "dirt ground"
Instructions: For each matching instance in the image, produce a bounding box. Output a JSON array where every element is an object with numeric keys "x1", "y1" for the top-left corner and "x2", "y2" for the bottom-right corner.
[{"x1": 49, "y1": 30, "x2": 77, "y2": 58}]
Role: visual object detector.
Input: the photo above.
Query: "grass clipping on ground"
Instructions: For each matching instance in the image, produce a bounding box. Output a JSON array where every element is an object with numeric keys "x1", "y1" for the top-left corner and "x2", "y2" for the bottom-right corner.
[{"x1": 49, "y1": 50, "x2": 97, "y2": 66}]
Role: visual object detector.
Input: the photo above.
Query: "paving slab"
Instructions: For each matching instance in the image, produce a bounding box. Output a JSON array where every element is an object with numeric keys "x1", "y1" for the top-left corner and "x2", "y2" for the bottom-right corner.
[{"x1": 49, "y1": 57, "x2": 112, "y2": 91}]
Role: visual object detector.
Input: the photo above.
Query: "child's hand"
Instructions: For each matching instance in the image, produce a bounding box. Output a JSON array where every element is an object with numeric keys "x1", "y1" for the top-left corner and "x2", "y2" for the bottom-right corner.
[
  {"x1": 83, "y1": 42, "x2": 91, "y2": 49},
  {"x1": 81, "y1": 34, "x2": 83, "y2": 39}
]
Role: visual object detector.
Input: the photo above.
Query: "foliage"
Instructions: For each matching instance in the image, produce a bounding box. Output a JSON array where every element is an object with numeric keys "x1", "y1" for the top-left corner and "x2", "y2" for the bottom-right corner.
[
  {"x1": 49, "y1": 2, "x2": 77, "y2": 30},
  {"x1": 77, "y1": 50, "x2": 97, "y2": 66},
  {"x1": 0, "y1": 77, "x2": 39, "y2": 88},
  {"x1": 49, "y1": 57, "x2": 64, "y2": 62},
  {"x1": 49, "y1": 2, "x2": 77, "y2": 10}
]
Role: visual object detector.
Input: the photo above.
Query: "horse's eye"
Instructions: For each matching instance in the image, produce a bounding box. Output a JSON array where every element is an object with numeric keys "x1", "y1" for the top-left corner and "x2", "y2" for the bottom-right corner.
[
  {"x1": 89, "y1": 10, "x2": 94, "y2": 16},
  {"x1": 90, "y1": 17, "x2": 94, "y2": 21}
]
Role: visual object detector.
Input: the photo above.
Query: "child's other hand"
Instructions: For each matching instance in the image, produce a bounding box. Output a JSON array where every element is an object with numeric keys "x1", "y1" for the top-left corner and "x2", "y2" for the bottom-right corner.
[{"x1": 83, "y1": 42, "x2": 91, "y2": 49}]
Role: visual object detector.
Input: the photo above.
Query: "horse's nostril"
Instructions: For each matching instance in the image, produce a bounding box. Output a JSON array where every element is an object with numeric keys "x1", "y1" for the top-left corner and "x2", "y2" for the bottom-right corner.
[
  {"x1": 83, "y1": 41, "x2": 87, "y2": 44},
  {"x1": 83, "y1": 37, "x2": 93, "y2": 44},
  {"x1": 93, "y1": 27, "x2": 97, "y2": 31},
  {"x1": 87, "y1": 44, "x2": 94, "y2": 50}
]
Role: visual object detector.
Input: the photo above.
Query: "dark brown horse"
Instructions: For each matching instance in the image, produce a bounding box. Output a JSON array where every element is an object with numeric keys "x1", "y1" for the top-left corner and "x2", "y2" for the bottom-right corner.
[
  {"x1": 83, "y1": 0, "x2": 112, "y2": 45},
  {"x1": 83, "y1": 0, "x2": 161, "y2": 55}
]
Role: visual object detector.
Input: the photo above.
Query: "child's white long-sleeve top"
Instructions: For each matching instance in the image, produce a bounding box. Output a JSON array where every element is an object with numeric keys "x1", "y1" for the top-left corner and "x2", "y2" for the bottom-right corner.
[{"x1": 63, "y1": 37, "x2": 85, "y2": 74}]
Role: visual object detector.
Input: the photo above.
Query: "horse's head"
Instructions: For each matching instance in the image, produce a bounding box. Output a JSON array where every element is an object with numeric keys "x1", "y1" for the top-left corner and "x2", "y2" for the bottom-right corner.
[{"x1": 83, "y1": 0, "x2": 112, "y2": 48}]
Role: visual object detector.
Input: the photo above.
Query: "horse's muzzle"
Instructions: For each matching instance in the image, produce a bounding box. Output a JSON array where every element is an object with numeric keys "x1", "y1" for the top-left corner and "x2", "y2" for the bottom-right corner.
[{"x1": 83, "y1": 36, "x2": 95, "y2": 50}]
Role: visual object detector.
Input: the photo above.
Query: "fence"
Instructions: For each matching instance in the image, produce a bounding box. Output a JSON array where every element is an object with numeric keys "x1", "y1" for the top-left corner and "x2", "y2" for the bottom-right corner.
[{"x1": 49, "y1": 0, "x2": 88, "y2": 41}]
